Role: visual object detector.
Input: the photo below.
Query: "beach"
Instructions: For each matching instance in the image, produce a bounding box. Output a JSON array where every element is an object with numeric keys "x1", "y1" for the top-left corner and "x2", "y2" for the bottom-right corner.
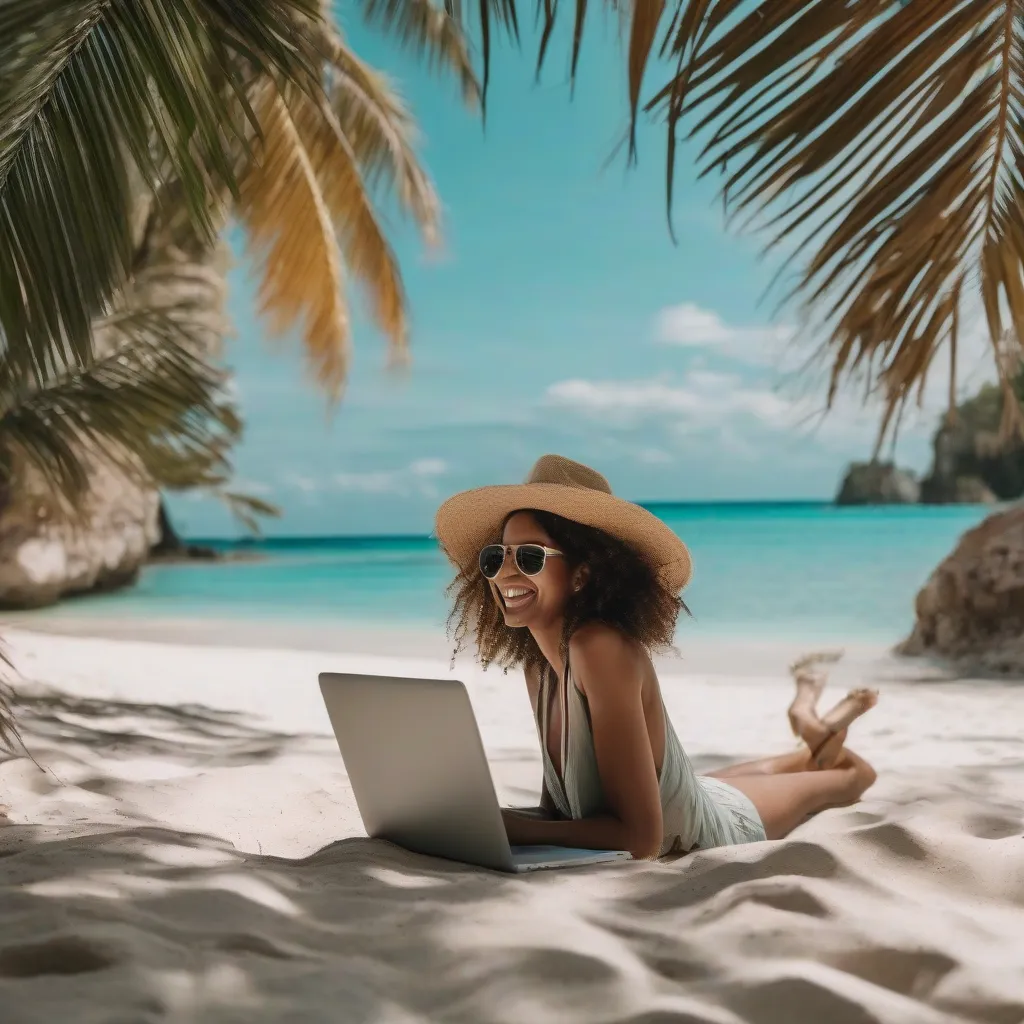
[{"x1": 2, "y1": 622, "x2": 1022, "y2": 1024}]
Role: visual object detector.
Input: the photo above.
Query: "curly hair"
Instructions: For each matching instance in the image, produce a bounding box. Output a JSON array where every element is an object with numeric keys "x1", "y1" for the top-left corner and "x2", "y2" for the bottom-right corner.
[{"x1": 446, "y1": 509, "x2": 688, "y2": 674}]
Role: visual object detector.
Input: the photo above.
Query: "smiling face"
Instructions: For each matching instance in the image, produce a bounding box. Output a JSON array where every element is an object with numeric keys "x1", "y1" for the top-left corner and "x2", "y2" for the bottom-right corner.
[{"x1": 490, "y1": 511, "x2": 578, "y2": 630}]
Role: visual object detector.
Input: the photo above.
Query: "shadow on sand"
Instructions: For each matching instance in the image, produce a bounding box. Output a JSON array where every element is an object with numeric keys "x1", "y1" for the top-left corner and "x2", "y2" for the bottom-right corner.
[
  {"x1": 1, "y1": 682, "x2": 1023, "y2": 1023},
  {"x1": 8, "y1": 687, "x2": 315, "y2": 771}
]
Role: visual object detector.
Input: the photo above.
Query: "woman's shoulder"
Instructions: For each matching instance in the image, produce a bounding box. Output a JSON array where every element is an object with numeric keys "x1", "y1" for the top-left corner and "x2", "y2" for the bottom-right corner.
[{"x1": 569, "y1": 624, "x2": 646, "y2": 686}]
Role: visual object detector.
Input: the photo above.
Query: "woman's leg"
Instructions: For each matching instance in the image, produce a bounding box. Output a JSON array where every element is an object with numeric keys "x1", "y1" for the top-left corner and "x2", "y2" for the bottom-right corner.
[
  {"x1": 707, "y1": 746, "x2": 815, "y2": 779},
  {"x1": 709, "y1": 686, "x2": 878, "y2": 781},
  {"x1": 786, "y1": 650, "x2": 841, "y2": 738},
  {"x1": 723, "y1": 748, "x2": 877, "y2": 840}
]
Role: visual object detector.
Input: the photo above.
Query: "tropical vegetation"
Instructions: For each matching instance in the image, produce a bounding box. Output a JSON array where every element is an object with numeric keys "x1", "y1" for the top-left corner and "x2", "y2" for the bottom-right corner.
[
  {"x1": 0, "y1": 0, "x2": 476, "y2": 536},
  {"x1": 10, "y1": 1, "x2": 1019, "y2": 517},
  {"x1": 3, "y1": 0, "x2": 1024, "y2": 737},
  {"x1": 0, "y1": 0, "x2": 476, "y2": 746}
]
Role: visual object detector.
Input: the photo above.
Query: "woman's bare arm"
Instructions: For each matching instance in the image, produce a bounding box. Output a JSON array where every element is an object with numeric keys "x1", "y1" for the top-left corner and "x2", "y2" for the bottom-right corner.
[{"x1": 501, "y1": 626, "x2": 663, "y2": 860}]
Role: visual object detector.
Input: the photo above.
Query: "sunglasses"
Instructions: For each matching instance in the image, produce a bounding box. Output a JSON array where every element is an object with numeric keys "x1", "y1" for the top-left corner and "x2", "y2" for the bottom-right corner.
[{"x1": 479, "y1": 543, "x2": 563, "y2": 579}]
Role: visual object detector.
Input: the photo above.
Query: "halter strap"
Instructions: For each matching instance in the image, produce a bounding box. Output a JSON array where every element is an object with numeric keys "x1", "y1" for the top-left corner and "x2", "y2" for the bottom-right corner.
[{"x1": 537, "y1": 662, "x2": 571, "y2": 787}]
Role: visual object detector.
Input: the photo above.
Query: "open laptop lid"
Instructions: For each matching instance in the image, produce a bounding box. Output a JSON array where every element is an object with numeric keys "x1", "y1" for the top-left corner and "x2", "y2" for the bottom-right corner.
[{"x1": 319, "y1": 672, "x2": 516, "y2": 872}]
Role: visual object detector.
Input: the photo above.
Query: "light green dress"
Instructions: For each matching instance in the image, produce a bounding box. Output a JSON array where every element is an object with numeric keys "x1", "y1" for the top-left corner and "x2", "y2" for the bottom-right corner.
[{"x1": 537, "y1": 663, "x2": 767, "y2": 855}]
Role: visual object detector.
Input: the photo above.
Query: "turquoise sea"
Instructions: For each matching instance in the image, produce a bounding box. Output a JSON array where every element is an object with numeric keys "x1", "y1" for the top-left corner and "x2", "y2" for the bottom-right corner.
[{"x1": 24, "y1": 503, "x2": 994, "y2": 645}]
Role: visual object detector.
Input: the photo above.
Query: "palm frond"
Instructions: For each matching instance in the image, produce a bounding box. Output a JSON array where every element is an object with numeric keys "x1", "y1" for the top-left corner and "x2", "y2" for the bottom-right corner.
[
  {"x1": 640, "y1": 1, "x2": 1024, "y2": 442},
  {"x1": 221, "y1": 490, "x2": 283, "y2": 534},
  {"x1": 359, "y1": 0, "x2": 482, "y2": 110},
  {"x1": 239, "y1": 71, "x2": 430, "y2": 393},
  {"x1": 239, "y1": 83, "x2": 353, "y2": 393},
  {"x1": 0, "y1": 0, "x2": 323, "y2": 391},
  {"x1": 324, "y1": 30, "x2": 442, "y2": 243},
  {"x1": 448, "y1": 0, "x2": 1024, "y2": 440},
  {"x1": 0, "y1": 264, "x2": 241, "y2": 513}
]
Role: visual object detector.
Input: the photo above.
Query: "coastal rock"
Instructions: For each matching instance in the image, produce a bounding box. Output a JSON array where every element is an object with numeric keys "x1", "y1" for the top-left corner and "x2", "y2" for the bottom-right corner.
[
  {"x1": 835, "y1": 461, "x2": 920, "y2": 505},
  {"x1": 149, "y1": 499, "x2": 219, "y2": 562},
  {"x1": 0, "y1": 168, "x2": 232, "y2": 610},
  {"x1": 920, "y1": 381, "x2": 1024, "y2": 503},
  {"x1": 944, "y1": 475, "x2": 998, "y2": 504},
  {"x1": 898, "y1": 505, "x2": 1024, "y2": 674},
  {"x1": 0, "y1": 458, "x2": 159, "y2": 609}
]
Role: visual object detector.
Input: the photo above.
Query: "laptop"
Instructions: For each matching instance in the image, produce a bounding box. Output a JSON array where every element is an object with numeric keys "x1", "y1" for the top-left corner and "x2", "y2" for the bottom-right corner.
[{"x1": 318, "y1": 671, "x2": 632, "y2": 873}]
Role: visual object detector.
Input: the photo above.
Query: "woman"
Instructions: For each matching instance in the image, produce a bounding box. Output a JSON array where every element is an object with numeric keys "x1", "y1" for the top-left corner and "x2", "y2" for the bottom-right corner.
[{"x1": 435, "y1": 455, "x2": 878, "y2": 861}]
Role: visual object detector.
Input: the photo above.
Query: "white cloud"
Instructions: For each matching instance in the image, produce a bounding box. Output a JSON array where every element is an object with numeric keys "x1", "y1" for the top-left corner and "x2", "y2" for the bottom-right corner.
[
  {"x1": 333, "y1": 458, "x2": 449, "y2": 497},
  {"x1": 543, "y1": 368, "x2": 951, "y2": 466},
  {"x1": 656, "y1": 303, "x2": 794, "y2": 359},
  {"x1": 282, "y1": 473, "x2": 322, "y2": 506},
  {"x1": 284, "y1": 474, "x2": 320, "y2": 494},
  {"x1": 229, "y1": 477, "x2": 274, "y2": 496},
  {"x1": 409, "y1": 457, "x2": 448, "y2": 477},
  {"x1": 545, "y1": 372, "x2": 793, "y2": 430},
  {"x1": 636, "y1": 447, "x2": 674, "y2": 465}
]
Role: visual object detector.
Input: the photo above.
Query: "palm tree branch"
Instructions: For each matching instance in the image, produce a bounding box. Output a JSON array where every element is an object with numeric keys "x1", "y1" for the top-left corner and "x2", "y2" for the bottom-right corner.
[
  {"x1": 0, "y1": 0, "x2": 323, "y2": 391},
  {"x1": 626, "y1": 0, "x2": 1024, "y2": 437},
  {"x1": 0, "y1": 640, "x2": 23, "y2": 758},
  {"x1": 220, "y1": 490, "x2": 282, "y2": 534},
  {"x1": 322, "y1": 29, "x2": 442, "y2": 242},
  {"x1": 292, "y1": 88, "x2": 411, "y2": 359},
  {"x1": 239, "y1": 83, "x2": 352, "y2": 394},
  {"x1": 0, "y1": 274, "x2": 240, "y2": 510},
  {"x1": 359, "y1": 0, "x2": 482, "y2": 109}
]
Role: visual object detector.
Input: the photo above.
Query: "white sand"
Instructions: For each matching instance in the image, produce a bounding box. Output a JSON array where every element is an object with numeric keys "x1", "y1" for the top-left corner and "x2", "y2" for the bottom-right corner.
[{"x1": 1, "y1": 625, "x2": 1023, "y2": 1024}]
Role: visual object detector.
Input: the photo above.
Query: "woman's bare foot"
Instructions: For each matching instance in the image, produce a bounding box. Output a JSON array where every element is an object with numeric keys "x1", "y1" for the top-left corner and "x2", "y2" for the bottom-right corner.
[
  {"x1": 787, "y1": 650, "x2": 842, "y2": 740},
  {"x1": 803, "y1": 688, "x2": 879, "y2": 770}
]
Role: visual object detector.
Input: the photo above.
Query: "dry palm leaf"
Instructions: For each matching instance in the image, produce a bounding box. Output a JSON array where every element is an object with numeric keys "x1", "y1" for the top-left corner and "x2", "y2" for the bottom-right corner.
[
  {"x1": 458, "y1": 0, "x2": 1024, "y2": 444},
  {"x1": 324, "y1": 33, "x2": 443, "y2": 244},
  {"x1": 645, "y1": 0, "x2": 1024, "y2": 446},
  {"x1": 239, "y1": 83, "x2": 354, "y2": 394},
  {"x1": 239, "y1": 58, "x2": 439, "y2": 394},
  {"x1": 360, "y1": 0, "x2": 482, "y2": 109},
  {"x1": 0, "y1": 0, "x2": 322, "y2": 392}
]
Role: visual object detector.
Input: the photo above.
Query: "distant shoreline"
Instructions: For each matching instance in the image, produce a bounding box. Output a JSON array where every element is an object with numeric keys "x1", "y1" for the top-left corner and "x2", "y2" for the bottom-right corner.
[{"x1": 184, "y1": 500, "x2": 989, "y2": 548}]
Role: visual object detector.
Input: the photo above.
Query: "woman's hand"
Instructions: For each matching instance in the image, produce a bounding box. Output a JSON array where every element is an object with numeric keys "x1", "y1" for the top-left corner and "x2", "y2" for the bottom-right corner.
[{"x1": 500, "y1": 807, "x2": 544, "y2": 846}]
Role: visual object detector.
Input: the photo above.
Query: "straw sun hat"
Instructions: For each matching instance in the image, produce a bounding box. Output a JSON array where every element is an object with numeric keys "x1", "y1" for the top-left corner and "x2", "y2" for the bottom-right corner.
[{"x1": 434, "y1": 454, "x2": 693, "y2": 593}]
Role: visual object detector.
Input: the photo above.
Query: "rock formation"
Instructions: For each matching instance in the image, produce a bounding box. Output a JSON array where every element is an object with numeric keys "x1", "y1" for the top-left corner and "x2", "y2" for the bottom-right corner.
[
  {"x1": 919, "y1": 381, "x2": 1023, "y2": 504},
  {"x1": 149, "y1": 499, "x2": 219, "y2": 562},
  {"x1": 0, "y1": 455, "x2": 160, "y2": 609},
  {"x1": 898, "y1": 504, "x2": 1024, "y2": 674},
  {"x1": 835, "y1": 461, "x2": 920, "y2": 505},
  {"x1": 0, "y1": 175, "x2": 230, "y2": 609}
]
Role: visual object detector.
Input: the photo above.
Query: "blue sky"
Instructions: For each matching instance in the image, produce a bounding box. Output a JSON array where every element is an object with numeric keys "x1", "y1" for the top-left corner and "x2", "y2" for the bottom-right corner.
[{"x1": 168, "y1": 9, "x2": 989, "y2": 539}]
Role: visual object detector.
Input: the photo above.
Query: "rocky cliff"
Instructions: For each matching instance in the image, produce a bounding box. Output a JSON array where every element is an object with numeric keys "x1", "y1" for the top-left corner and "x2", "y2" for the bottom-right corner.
[
  {"x1": 835, "y1": 462, "x2": 920, "y2": 505},
  {"x1": 0, "y1": 456, "x2": 160, "y2": 609},
  {"x1": 919, "y1": 380, "x2": 1023, "y2": 503},
  {"x1": 0, "y1": 176, "x2": 230, "y2": 610},
  {"x1": 898, "y1": 504, "x2": 1024, "y2": 674},
  {"x1": 149, "y1": 499, "x2": 219, "y2": 562}
]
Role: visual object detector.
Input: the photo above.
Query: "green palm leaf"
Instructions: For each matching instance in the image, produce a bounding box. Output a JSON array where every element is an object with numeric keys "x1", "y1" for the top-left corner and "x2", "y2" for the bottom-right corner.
[
  {"x1": 0, "y1": 262, "x2": 241, "y2": 513},
  {"x1": 0, "y1": 0, "x2": 323, "y2": 391},
  {"x1": 221, "y1": 491, "x2": 282, "y2": 535}
]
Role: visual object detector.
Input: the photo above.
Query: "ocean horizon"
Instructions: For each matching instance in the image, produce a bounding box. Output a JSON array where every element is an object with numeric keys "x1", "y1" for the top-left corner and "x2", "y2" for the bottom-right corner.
[{"x1": 11, "y1": 501, "x2": 994, "y2": 646}]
